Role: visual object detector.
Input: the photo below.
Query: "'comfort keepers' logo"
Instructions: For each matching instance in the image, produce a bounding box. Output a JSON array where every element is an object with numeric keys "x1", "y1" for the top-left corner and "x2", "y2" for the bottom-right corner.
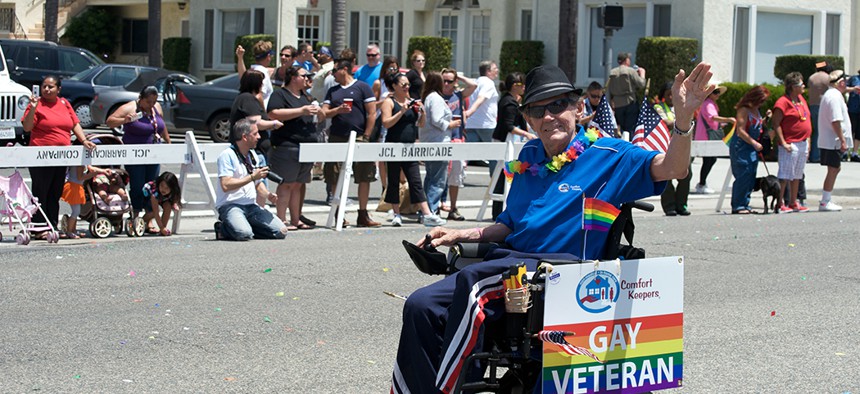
[{"x1": 576, "y1": 270, "x2": 620, "y2": 313}]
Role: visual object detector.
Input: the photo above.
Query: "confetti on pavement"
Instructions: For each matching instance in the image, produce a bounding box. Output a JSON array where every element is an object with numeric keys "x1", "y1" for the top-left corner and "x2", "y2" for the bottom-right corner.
[
  {"x1": 770, "y1": 311, "x2": 776, "y2": 317},
  {"x1": 263, "y1": 268, "x2": 272, "y2": 273},
  {"x1": 275, "y1": 292, "x2": 284, "y2": 297},
  {"x1": 788, "y1": 243, "x2": 795, "y2": 247},
  {"x1": 263, "y1": 316, "x2": 272, "y2": 323}
]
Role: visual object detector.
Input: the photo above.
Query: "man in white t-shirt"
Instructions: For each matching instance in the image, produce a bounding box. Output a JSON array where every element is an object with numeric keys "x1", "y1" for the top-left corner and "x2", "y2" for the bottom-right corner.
[
  {"x1": 817, "y1": 70, "x2": 853, "y2": 212},
  {"x1": 214, "y1": 118, "x2": 287, "y2": 240},
  {"x1": 464, "y1": 61, "x2": 500, "y2": 142}
]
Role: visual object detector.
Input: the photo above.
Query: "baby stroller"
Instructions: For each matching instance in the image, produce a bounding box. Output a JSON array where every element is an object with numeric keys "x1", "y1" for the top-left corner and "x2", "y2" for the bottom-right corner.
[
  {"x1": 59, "y1": 134, "x2": 145, "y2": 238},
  {"x1": 0, "y1": 170, "x2": 61, "y2": 245}
]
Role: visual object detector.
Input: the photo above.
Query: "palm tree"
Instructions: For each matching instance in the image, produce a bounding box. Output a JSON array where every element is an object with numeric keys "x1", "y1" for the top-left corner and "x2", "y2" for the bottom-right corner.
[
  {"x1": 147, "y1": 0, "x2": 161, "y2": 67},
  {"x1": 44, "y1": 0, "x2": 58, "y2": 43},
  {"x1": 331, "y1": 0, "x2": 346, "y2": 52}
]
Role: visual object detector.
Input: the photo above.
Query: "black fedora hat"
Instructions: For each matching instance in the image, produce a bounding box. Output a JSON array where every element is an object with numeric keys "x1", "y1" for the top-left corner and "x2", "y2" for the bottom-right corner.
[{"x1": 521, "y1": 65, "x2": 583, "y2": 107}]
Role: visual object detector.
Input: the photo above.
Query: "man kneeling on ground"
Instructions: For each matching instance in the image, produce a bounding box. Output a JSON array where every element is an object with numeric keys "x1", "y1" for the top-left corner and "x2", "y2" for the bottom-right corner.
[{"x1": 214, "y1": 118, "x2": 287, "y2": 241}]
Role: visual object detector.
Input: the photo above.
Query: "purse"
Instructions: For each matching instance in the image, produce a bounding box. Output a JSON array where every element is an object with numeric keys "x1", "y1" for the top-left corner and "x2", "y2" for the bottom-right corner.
[{"x1": 699, "y1": 111, "x2": 724, "y2": 141}]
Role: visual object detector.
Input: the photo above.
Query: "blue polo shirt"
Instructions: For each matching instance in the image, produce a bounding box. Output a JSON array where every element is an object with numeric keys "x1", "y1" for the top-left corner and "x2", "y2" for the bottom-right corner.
[
  {"x1": 847, "y1": 74, "x2": 860, "y2": 113},
  {"x1": 497, "y1": 128, "x2": 665, "y2": 259},
  {"x1": 354, "y1": 63, "x2": 382, "y2": 86}
]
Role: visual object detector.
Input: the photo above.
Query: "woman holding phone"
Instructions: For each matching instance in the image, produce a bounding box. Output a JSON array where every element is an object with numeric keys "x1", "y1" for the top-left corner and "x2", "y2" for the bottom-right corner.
[{"x1": 107, "y1": 86, "x2": 171, "y2": 231}]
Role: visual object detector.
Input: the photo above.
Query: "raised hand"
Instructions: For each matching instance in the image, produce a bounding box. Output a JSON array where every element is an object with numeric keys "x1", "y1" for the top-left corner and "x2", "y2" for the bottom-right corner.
[{"x1": 672, "y1": 63, "x2": 715, "y2": 127}]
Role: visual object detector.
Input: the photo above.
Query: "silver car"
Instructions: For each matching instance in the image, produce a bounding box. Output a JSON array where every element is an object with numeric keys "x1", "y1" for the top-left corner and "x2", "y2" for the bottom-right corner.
[{"x1": 90, "y1": 71, "x2": 200, "y2": 135}]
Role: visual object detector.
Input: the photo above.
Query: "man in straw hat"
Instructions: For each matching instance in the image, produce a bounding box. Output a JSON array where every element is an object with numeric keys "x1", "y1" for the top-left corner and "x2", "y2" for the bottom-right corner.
[
  {"x1": 390, "y1": 62, "x2": 715, "y2": 393},
  {"x1": 817, "y1": 69, "x2": 852, "y2": 212}
]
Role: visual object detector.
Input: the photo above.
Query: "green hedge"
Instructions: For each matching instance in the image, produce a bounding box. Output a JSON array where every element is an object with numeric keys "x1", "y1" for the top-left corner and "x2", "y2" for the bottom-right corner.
[
  {"x1": 715, "y1": 82, "x2": 785, "y2": 118},
  {"x1": 162, "y1": 37, "x2": 191, "y2": 73},
  {"x1": 235, "y1": 34, "x2": 277, "y2": 68},
  {"x1": 773, "y1": 55, "x2": 844, "y2": 83},
  {"x1": 61, "y1": 7, "x2": 120, "y2": 62},
  {"x1": 636, "y1": 37, "x2": 698, "y2": 94},
  {"x1": 406, "y1": 36, "x2": 452, "y2": 72},
  {"x1": 499, "y1": 41, "x2": 544, "y2": 77}
]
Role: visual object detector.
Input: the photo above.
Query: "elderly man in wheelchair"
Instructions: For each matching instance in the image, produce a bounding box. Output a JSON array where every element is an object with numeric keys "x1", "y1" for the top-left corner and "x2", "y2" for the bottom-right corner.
[{"x1": 390, "y1": 63, "x2": 715, "y2": 394}]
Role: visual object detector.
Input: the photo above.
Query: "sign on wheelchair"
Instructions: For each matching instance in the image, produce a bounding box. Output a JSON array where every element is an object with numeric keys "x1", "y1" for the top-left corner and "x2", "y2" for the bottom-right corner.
[{"x1": 542, "y1": 257, "x2": 683, "y2": 393}]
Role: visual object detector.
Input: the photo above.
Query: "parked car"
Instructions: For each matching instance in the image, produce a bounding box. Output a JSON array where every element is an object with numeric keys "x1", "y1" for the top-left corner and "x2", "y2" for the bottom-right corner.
[
  {"x1": 171, "y1": 74, "x2": 239, "y2": 142},
  {"x1": 0, "y1": 39, "x2": 103, "y2": 88},
  {"x1": 90, "y1": 69, "x2": 200, "y2": 135},
  {"x1": 0, "y1": 42, "x2": 34, "y2": 146},
  {"x1": 61, "y1": 64, "x2": 159, "y2": 128}
]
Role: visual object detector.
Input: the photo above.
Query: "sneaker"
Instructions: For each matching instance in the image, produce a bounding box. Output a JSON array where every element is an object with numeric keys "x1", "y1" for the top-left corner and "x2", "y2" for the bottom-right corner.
[
  {"x1": 423, "y1": 214, "x2": 447, "y2": 227},
  {"x1": 819, "y1": 200, "x2": 842, "y2": 212},
  {"x1": 851, "y1": 154, "x2": 860, "y2": 163},
  {"x1": 447, "y1": 209, "x2": 465, "y2": 221},
  {"x1": 792, "y1": 203, "x2": 809, "y2": 213},
  {"x1": 778, "y1": 205, "x2": 793, "y2": 214},
  {"x1": 694, "y1": 183, "x2": 714, "y2": 194},
  {"x1": 391, "y1": 214, "x2": 402, "y2": 227}
]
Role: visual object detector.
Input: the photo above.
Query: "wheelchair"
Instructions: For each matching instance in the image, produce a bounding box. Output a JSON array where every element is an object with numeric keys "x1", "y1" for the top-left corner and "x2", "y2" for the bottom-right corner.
[{"x1": 402, "y1": 201, "x2": 653, "y2": 394}]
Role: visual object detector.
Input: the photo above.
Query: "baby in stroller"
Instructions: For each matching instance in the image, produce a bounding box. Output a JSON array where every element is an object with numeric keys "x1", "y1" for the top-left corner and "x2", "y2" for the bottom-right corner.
[{"x1": 93, "y1": 169, "x2": 130, "y2": 204}]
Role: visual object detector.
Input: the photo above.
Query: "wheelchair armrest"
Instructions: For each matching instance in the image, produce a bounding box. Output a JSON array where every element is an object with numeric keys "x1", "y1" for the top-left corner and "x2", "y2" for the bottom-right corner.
[{"x1": 449, "y1": 242, "x2": 508, "y2": 272}]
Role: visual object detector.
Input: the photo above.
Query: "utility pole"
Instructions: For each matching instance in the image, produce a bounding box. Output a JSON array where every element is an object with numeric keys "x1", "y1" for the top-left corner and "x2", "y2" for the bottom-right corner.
[
  {"x1": 148, "y1": 0, "x2": 162, "y2": 67},
  {"x1": 44, "y1": 0, "x2": 58, "y2": 43}
]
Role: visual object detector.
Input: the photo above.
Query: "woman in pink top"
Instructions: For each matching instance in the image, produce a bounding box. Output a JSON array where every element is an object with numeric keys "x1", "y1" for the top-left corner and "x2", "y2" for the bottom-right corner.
[{"x1": 693, "y1": 86, "x2": 735, "y2": 194}]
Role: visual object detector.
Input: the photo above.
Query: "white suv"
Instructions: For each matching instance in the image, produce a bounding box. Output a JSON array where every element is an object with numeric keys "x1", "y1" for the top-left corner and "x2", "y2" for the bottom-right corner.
[{"x1": 0, "y1": 45, "x2": 33, "y2": 146}]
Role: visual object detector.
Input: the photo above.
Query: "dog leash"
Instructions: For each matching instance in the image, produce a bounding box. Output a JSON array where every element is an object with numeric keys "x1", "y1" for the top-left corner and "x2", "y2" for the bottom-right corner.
[{"x1": 758, "y1": 152, "x2": 773, "y2": 176}]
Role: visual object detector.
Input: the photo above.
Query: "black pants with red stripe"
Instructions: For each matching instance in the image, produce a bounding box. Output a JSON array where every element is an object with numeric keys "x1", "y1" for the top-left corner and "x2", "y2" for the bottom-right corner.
[{"x1": 391, "y1": 249, "x2": 578, "y2": 394}]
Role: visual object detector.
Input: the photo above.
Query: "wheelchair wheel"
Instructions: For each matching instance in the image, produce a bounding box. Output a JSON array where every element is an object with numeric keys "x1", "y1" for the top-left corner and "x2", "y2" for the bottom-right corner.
[
  {"x1": 90, "y1": 217, "x2": 113, "y2": 238},
  {"x1": 125, "y1": 218, "x2": 136, "y2": 237}
]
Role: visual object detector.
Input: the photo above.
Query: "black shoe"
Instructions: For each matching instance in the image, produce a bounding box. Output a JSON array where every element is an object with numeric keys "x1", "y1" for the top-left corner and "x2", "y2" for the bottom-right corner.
[
  {"x1": 851, "y1": 154, "x2": 860, "y2": 163},
  {"x1": 214, "y1": 221, "x2": 223, "y2": 240},
  {"x1": 677, "y1": 210, "x2": 691, "y2": 216},
  {"x1": 664, "y1": 211, "x2": 677, "y2": 216},
  {"x1": 299, "y1": 215, "x2": 316, "y2": 227}
]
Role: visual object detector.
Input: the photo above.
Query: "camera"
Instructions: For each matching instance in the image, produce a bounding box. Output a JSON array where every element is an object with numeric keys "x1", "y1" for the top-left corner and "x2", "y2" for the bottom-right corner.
[{"x1": 266, "y1": 171, "x2": 285, "y2": 184}]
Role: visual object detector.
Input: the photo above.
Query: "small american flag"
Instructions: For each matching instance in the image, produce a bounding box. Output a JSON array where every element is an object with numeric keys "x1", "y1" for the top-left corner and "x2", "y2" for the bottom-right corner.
[
  {"x1": 590, "y1": 94, "x2": 617, "y2": 137},
  {"x1": 632, "y1": 99, "x2": 671, "y2": 153},
  {"x1": 537, "y1": 330, "x2": 602, "y2": 363}
]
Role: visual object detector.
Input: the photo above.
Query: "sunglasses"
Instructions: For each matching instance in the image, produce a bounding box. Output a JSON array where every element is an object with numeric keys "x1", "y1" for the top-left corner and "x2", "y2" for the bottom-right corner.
[
  {"x1": 281, "y1": 53, "x2": 292, "y2": 58},
  {"x1": 443, "y1": 79, "x2": 456, "y2": 84},
  {"x1": 366, "y1": 53, "x2": 379, "y2": 57},
  {"x1": 399, "y1": 83, "x2": 410, "y2": 88},
  {"x1": 522, "y1": 98, "x2": 573, "y2": 118},
  {"x1": 589, "y1": 94, "x2": 601, "y2": 100},
  {"x1": 414, "y1": 59, "x2": 426, "y2": 63},
  {"x1": 299, "y1": 74, "x2": 313, "y2": 79}
]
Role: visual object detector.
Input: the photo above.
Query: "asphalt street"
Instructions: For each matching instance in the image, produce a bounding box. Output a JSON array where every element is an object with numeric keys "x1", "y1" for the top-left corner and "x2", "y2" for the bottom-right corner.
[{"x1": 2, "y1": 134, "x2": 860, "y2": 392}]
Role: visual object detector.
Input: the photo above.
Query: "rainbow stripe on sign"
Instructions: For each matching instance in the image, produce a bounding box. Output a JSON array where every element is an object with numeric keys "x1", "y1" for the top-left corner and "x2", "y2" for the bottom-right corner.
[
  {"x1": 583, "y1": 198, "x2": 620, "y2": 232},
  {"x1": 542, "y1": 313, "x2": 684, "y2": 393}
]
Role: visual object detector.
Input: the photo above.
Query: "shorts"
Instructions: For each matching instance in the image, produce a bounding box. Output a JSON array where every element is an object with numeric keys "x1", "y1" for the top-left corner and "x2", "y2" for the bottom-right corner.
[
  {"x1": 777, "y1": 141, "x2": 807, "y2": 180},
  {"x1": 448, "y1": 160, "x2": 466, "y2": 187},
  {"x1": 819, "y1": 148, "x2": 842, "y2": 168},
  {"x1": 850, "y1": 112, "x2": 860, "y2": 140},
  {"x1": 324, "y1": 134, "x2": 377, "y2": 184},
  {"x1": 268, "y1": 143, "x2": 313, "y2": 184},
  {"x1": 61, "y1": 182, "x2": 86, "y2": 205}
]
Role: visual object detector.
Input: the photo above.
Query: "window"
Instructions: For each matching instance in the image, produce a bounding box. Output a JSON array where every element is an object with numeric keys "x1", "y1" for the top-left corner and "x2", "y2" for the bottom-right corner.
[
  {"x1": 220, "y1": 11, "x2": 250, "y2": 65},
  {"x1": 121, "y1": 19, "x2": 148, "y2": 54},
  {"x1": 297, "y1": 10, "x2": 324, "y2": 48},
  {"x1": 755, "y1": 12, "x2": 813, "y2": 84},
  {"x1": 439, "y1": 13, "x2": 459, "y2": 69},
  {"x1": 368, "y1": 14, "x2": 395, "y2": 56},
  {"x1": 15, "y1": 46, "x2": 55, "y2": 69},
  {"x1": 587, "y1": 6, "x2": 646, "y2": 79},
  {"x1": 825, "y1": 13, "x2": 840, "y2": 55},
  {"x1": 58, "y1": 50, "x2": 93, "y2": 74},
  {"x1": 520, "y1": 10, "x2": 532, "y2": 40},
  {"x1": 653, "y1": 5, "x2": 671, "y2": 37},
  {"x1": 469, "y1": 12, "x2": 491, "y2": 77}
]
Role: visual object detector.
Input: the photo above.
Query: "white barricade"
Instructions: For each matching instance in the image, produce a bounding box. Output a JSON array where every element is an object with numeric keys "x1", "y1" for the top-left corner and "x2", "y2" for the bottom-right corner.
[
  {"x1": 690, "y1": 140, "x2": 731, "y2": 212},
  {"x1": 0, "y1": 131, "x2": 228, "y2": 233},
  {"x1": 299, "y1": 131, "x2": 524, "y2": 230}
]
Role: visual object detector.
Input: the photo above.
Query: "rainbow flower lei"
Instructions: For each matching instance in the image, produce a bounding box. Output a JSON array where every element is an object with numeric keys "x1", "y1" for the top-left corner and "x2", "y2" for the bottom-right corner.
[{"x1": 504, "y1": 127, "x2": 603, "y2": 181}]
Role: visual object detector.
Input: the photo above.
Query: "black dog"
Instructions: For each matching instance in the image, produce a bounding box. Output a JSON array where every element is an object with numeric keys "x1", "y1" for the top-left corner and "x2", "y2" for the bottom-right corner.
[{"x1": 754, "y1": 175, "x2": 780, "y2": 214}]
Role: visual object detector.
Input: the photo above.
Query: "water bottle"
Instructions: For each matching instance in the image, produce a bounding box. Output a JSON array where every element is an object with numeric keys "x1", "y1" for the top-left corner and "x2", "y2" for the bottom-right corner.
[{"x1": 312, "y1": 100, "x2": 320, "y2": 123}]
